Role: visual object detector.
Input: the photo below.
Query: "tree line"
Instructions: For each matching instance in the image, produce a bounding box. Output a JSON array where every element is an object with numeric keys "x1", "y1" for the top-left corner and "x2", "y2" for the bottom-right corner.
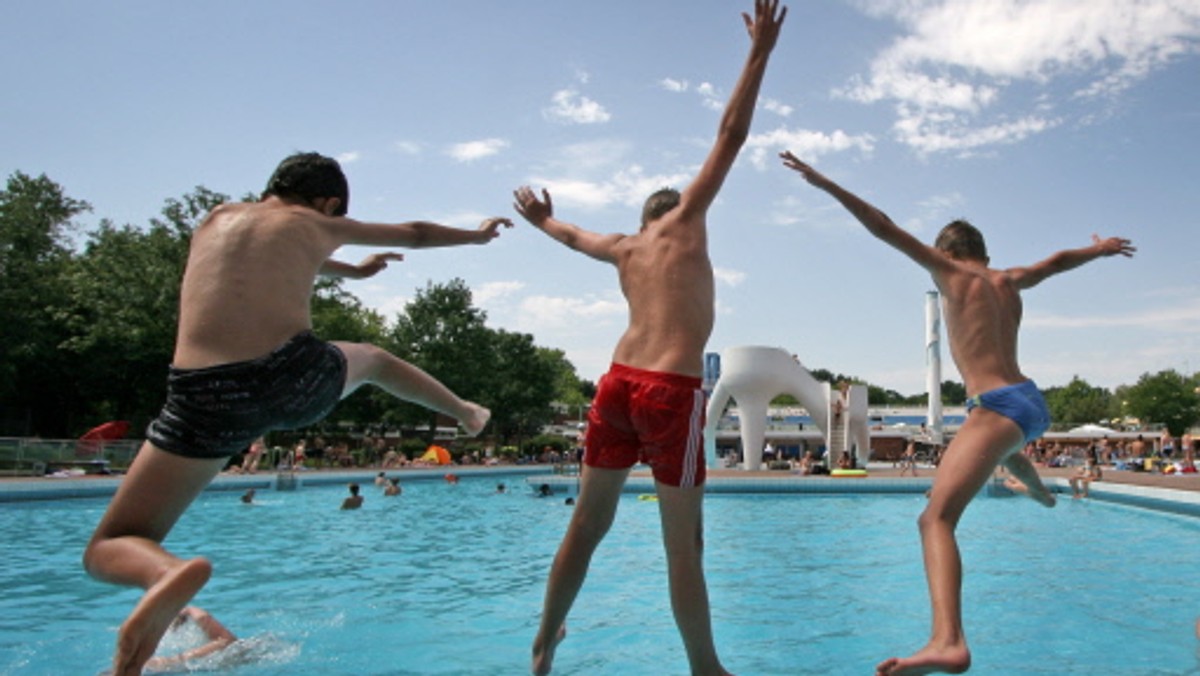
[
  {"x1": 0, "y1": 171, "x2": 589, "y2": 445},
  {"x1": 2, "y1": 170, "x2": 1195, "y2": 441}
]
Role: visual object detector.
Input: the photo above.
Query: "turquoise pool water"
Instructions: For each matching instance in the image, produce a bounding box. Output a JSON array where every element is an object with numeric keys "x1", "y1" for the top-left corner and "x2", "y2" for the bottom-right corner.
[{"x1": 2, "y1": 477, "x2": 1200, "y2": 675}]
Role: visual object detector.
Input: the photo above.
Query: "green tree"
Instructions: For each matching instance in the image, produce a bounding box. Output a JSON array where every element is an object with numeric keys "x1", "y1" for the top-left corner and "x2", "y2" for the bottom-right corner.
[
  {"x1": 1123, "y1": 370, "x2": 1200, "y2": 437},
  {"x1": 1042, "y1": 376, "x2": 1115, "y2": 427},
  {"x1": 56, "y1": 188, "x2": 225, "y2": 432},
  {"x1": 0, "y1": 172, "x2": 90, "y2": 434},
  {"x1": 309, "y1": 278, "x2": 390, "y2": 432},
  {"x1": 484, "y1": 332, "x2": 558, "y2": 444},
  {"x1": 385, "y1": 278, "x2": 492, "y2": 439}
]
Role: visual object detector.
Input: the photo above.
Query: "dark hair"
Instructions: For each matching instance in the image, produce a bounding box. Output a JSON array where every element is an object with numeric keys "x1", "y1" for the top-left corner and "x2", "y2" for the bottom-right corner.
[
  {"x1": 934, "y1": 219, "x2": 988, "y2": 261},
  {"x1": 348, "y1": 483, "x2": 360, "y2": 495},
  {"x1": 641, "y1": 188, "x2": 680, "y2": 226},
  {"x1": 262, "y1": 152, "x2": 349, "y2": 216}
]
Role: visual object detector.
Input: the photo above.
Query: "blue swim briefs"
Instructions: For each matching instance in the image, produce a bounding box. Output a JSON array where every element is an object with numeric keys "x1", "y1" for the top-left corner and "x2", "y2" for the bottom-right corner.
[
  {"x1": 965, "y1": 380, "x2": 1050, "y2": 443},
  {"x1": 146, "y1": 331, "x2": 347, "y2": 459}
]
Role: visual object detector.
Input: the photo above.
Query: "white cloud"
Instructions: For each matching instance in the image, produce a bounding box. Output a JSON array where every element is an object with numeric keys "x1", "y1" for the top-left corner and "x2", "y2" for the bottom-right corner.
[
  {"x1": 659, "y1": 77, "x2": 689, "y2": 93},
  {"x1": 393, "y1": 141, "x2": 421, "y2": 155},
  {"x1": 447, "y1": 138, "x2": 510, "y2": 162},
  {"x1": 336, "y1": 151, "x2": 361, "y2": 164},
  {"x1": 743, "y1": 126, "x2": 876, "y2": 169},
  {"x1": 1025, "y1": 297, "x2": 1200, "y2": 332},
  {"x1": 543, "y1": 89, "x2": 612, "y2": 124},
  {"x1": 902, "y1": 191, "x2": 965, "y2": 234},
  {"x1": 531, "y1": 164, "x2": 692, "y2": 211},
  {"x1": 474, "y1": 280, "x2": 526, "y2": 306},
  {"x1": 762, "y1": 97, "x2": 794, "y2": 117},
  {"x1": 842, "y1": 0, "x2": 1200, "y2": 153},
  {"x1": 517, "y1": 293, "x2": 626, "y2": 332},
  {"x1": 714, "y1": 267, "x2": 747, "y2": 287}
]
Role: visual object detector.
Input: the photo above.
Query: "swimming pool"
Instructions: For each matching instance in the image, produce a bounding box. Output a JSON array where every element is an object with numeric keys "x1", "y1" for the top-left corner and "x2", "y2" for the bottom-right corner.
[{"x1": 2, "y1": 477, "x2": 1199, "y2": 675}]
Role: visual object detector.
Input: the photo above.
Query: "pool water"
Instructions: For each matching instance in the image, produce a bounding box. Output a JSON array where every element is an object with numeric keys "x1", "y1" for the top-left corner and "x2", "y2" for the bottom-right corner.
[{"x1": 2, "y1": 477, "x2": 1200, "y2": 675}]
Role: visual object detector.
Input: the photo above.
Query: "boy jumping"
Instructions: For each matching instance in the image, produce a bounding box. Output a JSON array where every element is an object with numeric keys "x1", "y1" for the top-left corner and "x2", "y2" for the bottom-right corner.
[
  {"x1": 84, "y1": 152, "x2": 508, "y2": 675},
  {"x1": 780, "y1": 150, "x2": 1134, "y2": 675},
  {"x1": 514, "y1": 2, "x2": 786, "y2": 673}
]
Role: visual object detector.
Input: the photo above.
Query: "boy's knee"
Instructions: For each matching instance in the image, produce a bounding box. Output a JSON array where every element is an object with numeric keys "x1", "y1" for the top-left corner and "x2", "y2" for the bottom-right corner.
[
  {"x1": 81, "y1": 537, "x2": 106, "y2": 578},
  {"x1": 916, "y1": 507, "x2": 952, "y2": 533}
]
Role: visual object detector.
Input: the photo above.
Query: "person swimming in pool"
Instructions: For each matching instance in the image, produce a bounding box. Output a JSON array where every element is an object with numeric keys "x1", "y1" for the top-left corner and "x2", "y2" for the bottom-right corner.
[
  {"x1": 82, "y1": 151, "x2": 508, "y2": 676},
  {"x1": 780, "y1": 151, "x2": 1134, "y2": 676}
]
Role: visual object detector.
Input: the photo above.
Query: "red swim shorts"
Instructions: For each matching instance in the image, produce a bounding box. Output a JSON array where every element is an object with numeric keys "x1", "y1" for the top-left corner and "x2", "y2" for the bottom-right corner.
[{"x1": 584, "y1": 363, "x2": 706, "y2": 488}]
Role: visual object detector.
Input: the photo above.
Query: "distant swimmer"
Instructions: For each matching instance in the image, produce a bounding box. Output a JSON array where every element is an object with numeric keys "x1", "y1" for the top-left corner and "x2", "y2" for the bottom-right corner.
[
  {"x1": 82, "y1": 151, "x2": 505, "y2": 676},
  {"x1": 515, "y1": 3, "x2": 786, "y2": 674},
  {"x1": 341, "y1": 483, "x2": 364, "y2": 510},
  {"x1": 781, "y1": 150, "x2": 1133, "y2": 676},
  {"x1": 383, "y1": 478, "x2": 402, "y2": 497}
]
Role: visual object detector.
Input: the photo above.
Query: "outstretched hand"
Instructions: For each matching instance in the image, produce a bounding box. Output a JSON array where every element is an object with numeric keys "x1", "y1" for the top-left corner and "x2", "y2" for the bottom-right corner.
[
  {"x1": 743, "y1": 0, "x2": 786, "y2": 52},
  {"x1": 779, "y1": 151, "x2": 834, "y2": 190},
  {"x1": 1092, "y1": 234, "x2": 1136, "y2": 258},
  {"x1": 478, "y1": 217, "x2": 514, "y2": 240},
  {"x1": 357, "y1": 252, "x2": 404, "y2": 278},
  {"x1": 512, "y1": 186, "x2": 553, "y2": 227}
]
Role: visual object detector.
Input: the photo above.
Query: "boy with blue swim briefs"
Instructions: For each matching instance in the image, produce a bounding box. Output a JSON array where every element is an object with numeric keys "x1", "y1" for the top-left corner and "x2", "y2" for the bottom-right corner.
[
  {"x1": 780, "y1": 152, "x2": 1134, "y2": 676},
  {"x1": 514, "y1": 3, "x2": 785, "y2": 673},
  {"x1": 83, "y1": 152, "x2": 510, "y2": 676}
]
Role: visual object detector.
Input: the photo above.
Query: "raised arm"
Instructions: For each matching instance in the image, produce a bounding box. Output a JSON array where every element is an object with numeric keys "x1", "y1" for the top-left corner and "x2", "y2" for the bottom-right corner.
[
  {"x1": 679, "y1": 0, "x2": 786, "y2": 218},
  {"x1": 1006, "y1": 234, "x2": 1135, "y2": 289},
  {"x1": 513, "y1": 186, "x2": 624, "y2": 263},
  {"x1": 780, "y1": 151, "x2": 947, "y2": 273},
  {"x1": 331, "y1": 216, "x2": 512, "y2": 249},
  {"x1": 320, "y1": 252, "x2": 404, "y2": 279}
]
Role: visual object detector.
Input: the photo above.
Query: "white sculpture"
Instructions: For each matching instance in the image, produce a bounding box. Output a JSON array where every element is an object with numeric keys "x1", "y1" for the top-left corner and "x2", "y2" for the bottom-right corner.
[{"x1": 703, "y1": 346, "x2": 870, "y2": 470}]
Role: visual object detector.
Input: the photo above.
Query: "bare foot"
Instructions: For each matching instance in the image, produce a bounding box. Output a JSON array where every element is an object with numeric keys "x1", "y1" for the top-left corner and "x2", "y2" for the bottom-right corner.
[
  {"x1": 875, "y1": 642, "x2": 970, "y2": 676},
  {"x1": 531, "y1": 624, "x2": 567, "y2": 676},
  {"x1": 1026, "y1": 482, "x2": 1057, "y2": 508},
  {"x1": 460, "y1": 402, "x2": 491, "y2": 437},
  {"x1": 112, "y1": 558, "x2": 212, "y2": 676}
]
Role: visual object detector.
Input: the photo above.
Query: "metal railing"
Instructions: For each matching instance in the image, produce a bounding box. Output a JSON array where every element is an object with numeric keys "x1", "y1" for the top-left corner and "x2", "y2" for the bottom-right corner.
[{"x1": 0, "y1": 437, "x2": 141, "y2": 476}]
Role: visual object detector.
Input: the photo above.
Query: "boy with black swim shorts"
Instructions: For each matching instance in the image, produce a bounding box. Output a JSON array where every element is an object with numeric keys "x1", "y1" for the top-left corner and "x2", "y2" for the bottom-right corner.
[
  {"x1": 83, "y1": 151, "x2": 510, "y2": 675},
  {"x1": 514, "y1": 3, "x2": 786, "y2": 674},
  {"x1": 780, "y1": 150, "x2": 1134, "y2": 676}
]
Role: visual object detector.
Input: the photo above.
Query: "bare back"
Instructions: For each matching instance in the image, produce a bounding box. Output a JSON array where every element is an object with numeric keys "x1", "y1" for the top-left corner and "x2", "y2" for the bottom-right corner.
[
  {"x1": 609, "y1": 213, "x2": 714, "y2": 378},
  {"x1": 933, "y1": 262, "x2": 1027, "y2": 396},
  {"x1": 174, "y1": 200, "x2": 343, "y2": 368}
]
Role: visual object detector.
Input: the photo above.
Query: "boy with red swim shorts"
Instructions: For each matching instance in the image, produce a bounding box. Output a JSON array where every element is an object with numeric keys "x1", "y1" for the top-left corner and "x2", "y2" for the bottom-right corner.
[
  {"x1": 585, "y1": 363, "x2": 707, "y2": 489},
  {"x1": 514, "y1": 4, "x2": 785, "y2": 674},
  {"x1": 781, "y1": 150, "x2": 1134, "y2": 676}
]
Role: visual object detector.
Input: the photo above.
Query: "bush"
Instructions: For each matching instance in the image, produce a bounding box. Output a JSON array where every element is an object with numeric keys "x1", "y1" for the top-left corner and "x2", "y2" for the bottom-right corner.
[{"x1": 522, "y1": 434, "x2": 570, "y2": 456}]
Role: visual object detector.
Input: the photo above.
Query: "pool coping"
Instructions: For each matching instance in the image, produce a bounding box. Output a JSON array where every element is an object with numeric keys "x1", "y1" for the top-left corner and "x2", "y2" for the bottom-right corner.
[
  {"x1": 0, "y1": 466, "x2": 550, "y2": 502},
  {"x1": 6, "y1": 464, "x2": 1200, "y2": 520},
  {"x1": 523, "y1": 467, "x2": 1200, "y2": 519}
]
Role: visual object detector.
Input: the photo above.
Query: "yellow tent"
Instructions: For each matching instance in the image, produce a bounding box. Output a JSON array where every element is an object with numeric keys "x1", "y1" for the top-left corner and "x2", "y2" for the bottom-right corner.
[{"x1": 420, "y1": 445, "x2": 452, "y2": 465}]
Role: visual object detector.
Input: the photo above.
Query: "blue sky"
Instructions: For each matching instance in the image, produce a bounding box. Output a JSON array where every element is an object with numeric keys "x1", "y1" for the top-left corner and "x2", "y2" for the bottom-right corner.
[{"x1": 4, "y1": 1, "x2": 1198, "y2": 395}]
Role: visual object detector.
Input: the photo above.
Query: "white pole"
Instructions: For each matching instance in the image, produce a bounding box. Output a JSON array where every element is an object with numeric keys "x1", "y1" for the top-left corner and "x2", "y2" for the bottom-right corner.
[{"x1": 925, "y1": 291, "x2": 944, "y2": 445}]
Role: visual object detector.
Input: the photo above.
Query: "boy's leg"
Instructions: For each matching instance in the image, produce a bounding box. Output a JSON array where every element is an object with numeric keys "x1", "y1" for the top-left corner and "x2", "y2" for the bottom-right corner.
[
  {"x1": 84, "y1": 442, "x2": 228, "y2": 676},
  {"x1": 1002, "y1": 452, "x2": 1055, "y2": 507},
  {"x1": 656, "y1": 481, "x2": 730, "y2": 676},
  {"x1": 532, "y1": 465, "x2": 629, "y2": 676},
  {"x1": 876, "y1": 408, "x2": 1024, "y2": 676},
  {"x1": 334, "y1": 342, "x2": 490, "y2": 435}
]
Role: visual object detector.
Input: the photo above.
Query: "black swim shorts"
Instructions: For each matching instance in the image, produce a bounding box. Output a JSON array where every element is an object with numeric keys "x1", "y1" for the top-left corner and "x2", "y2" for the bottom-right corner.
[{"x1": 146, "y1": 331, "x2": 347, "y2": 459}]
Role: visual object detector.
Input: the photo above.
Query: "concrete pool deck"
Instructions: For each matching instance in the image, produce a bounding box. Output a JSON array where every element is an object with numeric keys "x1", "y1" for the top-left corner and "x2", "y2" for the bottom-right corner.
[{"x1": 4, "y1": 463, "x2": 1200, "y2": 518}]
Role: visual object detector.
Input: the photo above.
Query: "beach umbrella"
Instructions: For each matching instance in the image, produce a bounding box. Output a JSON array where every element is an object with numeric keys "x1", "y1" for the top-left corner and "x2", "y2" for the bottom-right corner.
[
  {"x1": 77, "y1": 420, "x2": 131, "y2": 456},
  {"x1": 420, "y1": 445, "x2": 452, "y2": 465},
  {"x1": 80, "y1": 420, "x2": 130, "y2": 440}
]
